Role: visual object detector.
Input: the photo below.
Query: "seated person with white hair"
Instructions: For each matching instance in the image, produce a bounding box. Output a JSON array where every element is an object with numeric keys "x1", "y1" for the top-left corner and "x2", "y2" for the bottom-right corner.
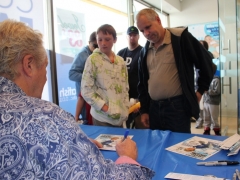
[{"x1": 0, "y1": 19, "x2": 154, "y2": 180}]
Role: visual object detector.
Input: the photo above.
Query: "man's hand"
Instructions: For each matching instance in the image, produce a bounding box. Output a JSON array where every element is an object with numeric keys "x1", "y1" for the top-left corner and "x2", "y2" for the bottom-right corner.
[
  {"x1": 116, "y1": 138, "x2": 138, "y2": 160},
  {"x1": 196, "y1": 91, "x2": 202, "y2": 103},
  {"x1": 90, "y1": 138, "x2": 103, "y2": 148},
  {"x1": 141, "y1": 113, "x2": 150, "y2": 128}
]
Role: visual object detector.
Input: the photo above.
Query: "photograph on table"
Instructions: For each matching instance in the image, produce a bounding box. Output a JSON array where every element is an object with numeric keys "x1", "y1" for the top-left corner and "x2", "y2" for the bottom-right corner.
[
  {"x1": 166, "y1": 136, "x2": 222, "y2": 160},
  {"x1": 95, "y1": 134, "x2": 133, "y2": 151}
]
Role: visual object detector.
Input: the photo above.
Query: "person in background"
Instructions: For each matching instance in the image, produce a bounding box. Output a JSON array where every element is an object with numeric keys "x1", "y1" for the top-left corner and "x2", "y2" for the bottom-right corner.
[
  {"x1": 0, "y1": 19, "x2": 154, "y2": 179},
  {"x1": 69, "y1": 31, "x2": 98, "y2": 124},
  {"x1": 200, "y1": 40, "x2": 214, "y2": 58},
  {"x1": 81, "y1": 24, "x2": 129, "y2": 127},
  {"x1": 195, "y1": 40, "x2": 214, "y2": 128},
  {"x1": 204, "y1": 35, "x2": 219, "y2": 58},
  {"x1": 136, "y1": 8, "x2": 214, "y2": 133},
  {"x1": 117, "y1": 26, "x2": 144, "y2": 129},
  {"x1": 203, "y1": 71, "x2": 221, "y2": 135}
]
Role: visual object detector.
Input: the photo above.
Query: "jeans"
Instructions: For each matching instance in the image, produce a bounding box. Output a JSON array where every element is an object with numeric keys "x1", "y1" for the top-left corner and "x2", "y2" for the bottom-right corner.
[
  {"x1": 149, "y1": 95, "x2": 191, "y2": 133},
  {"x1": 203, "y1": 103, "x2": 220, "y2": 129},
  {"x1": 195, "y1": 110, "x2": 203, "y2": 128},
  {"x1": 79, "y1": 103, "x2": 88, "y2": 124}
]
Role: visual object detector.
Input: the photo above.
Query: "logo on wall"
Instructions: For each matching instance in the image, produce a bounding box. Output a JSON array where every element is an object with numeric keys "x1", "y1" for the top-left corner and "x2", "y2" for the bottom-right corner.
[
  {"x1": 0, "y1": 0, "x2": 42, "y2": 30},
  {"x1": 56, "y1": 8, "x2": 86, "y2": 59}
]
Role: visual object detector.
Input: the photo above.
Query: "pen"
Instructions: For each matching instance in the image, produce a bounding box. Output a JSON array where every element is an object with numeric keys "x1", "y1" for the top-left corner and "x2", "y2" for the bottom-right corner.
[
  {"x1": 235, "y1": 169, "x2": 240, "y2": 179},
  {"x1": 197, "y1": 161, "x2": 239, "y2": 166},
  {"x1": 233, "y1": 173, "x2": 236, "y2": 180},
  {"x1": 122, "y1": 130, "x2": 129, "y2": 142}
]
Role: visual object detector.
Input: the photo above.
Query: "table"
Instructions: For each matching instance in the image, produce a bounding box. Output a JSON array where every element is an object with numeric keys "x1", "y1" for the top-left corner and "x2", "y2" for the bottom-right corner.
[{"x1": 80, "y1": 125, "x2": 240, "y2": 179}]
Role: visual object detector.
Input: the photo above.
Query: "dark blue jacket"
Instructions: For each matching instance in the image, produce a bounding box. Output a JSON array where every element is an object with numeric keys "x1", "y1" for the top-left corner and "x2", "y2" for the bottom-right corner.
[
  {"x1": 69, "y1": 46, "x2": 91, "y2": 96},
  {"x1": 138, "y1": 28, "x2": 214, "y2": 119}
]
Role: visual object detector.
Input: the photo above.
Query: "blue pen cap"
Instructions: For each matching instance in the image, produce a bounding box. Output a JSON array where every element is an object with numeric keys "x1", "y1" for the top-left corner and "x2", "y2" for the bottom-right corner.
[{"x1": 124, "y1": 130, "x2": 129, "y2": 138}]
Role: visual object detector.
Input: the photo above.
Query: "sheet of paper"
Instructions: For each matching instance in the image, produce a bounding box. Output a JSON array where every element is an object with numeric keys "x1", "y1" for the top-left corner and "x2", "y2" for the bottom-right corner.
[
  {"x1": 95, "y1": 134, "x2": 133, "y2": 151},
  {"x1": 165, "y1": 172, "x2": 226, "y2": 180},
  {"x1": 165, "y1": 136, "x2": 221, "y2": 160},
  {"x1": 219, "y1": 133, "x2": 240, "y2": 150}
]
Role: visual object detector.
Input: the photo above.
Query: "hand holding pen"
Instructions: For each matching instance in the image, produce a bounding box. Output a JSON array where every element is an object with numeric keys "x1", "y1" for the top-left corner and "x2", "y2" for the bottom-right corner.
[
  {"x1": 116, "y1": 130, "x2": 138, "y2": 160},
  {"x1": 122, "y1": 130, "x2": 129, "y2": 142}
]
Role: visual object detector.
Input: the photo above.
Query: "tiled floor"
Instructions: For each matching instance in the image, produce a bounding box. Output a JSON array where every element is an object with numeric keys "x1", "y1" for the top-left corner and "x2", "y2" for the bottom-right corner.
[
  {"x1": 191, "y1": 122, "x2": 204, "y2": 135},
  {"x1": 191, "y1": 117, "x2": 238, "y2": 137},
  {"x1": 191, "y1": 121, "x2": 213, "y2": 135}
]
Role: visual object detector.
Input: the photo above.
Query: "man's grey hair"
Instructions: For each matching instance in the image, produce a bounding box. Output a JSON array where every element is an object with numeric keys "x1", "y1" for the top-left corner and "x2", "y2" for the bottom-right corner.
[
  {"x1": 0, "y1": 19, "x2": 46, "y2": 80},
  {"x1": 136, "y1": 8, "x2": 159, "y2": 21}
]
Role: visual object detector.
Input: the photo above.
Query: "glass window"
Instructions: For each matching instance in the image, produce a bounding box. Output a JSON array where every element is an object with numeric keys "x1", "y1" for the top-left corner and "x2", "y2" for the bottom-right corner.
[
  {"x1": 133, "y1": 1, "x2": 168, "y2": 46},
  {"x1": 0, "y1": 0, "x2": 52, "y2": 102}
]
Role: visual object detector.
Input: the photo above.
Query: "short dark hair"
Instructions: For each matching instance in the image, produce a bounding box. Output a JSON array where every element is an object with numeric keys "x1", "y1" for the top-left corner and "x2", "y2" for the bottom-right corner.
[
  {"x1": 199, "y1": 40, "x2": 209, "y2": 50},
  {"x1": 89, "y1": 31, "x2": 96, "y2": 42},
  {"x1": 97, "y1": 24, "x2": 116, "y2": 40}
]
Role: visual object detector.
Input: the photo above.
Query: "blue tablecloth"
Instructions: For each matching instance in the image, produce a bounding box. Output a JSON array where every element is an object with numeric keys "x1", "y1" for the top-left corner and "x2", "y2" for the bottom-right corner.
[{"x1": 80, "y1": 125, "x2": 240, "y2": 179}]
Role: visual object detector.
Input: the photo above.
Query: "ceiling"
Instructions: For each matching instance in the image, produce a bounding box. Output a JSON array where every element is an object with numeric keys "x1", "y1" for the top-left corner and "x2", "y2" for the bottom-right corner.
[
  {"x1": 140, "y1": 0, "x2": 182, "y2": 14},
  {"x1": 90, "y1": 0, "x2": 182, "y2": 15}
]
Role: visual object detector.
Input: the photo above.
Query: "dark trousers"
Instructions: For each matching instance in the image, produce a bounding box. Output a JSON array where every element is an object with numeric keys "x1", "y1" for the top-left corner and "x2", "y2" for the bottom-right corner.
[
  {"x1": 149, "y1": 95, "x2": 191, "y2": 133},
  {"x1": 126, "y1": 113, "x2": 137, "y2": 128}
]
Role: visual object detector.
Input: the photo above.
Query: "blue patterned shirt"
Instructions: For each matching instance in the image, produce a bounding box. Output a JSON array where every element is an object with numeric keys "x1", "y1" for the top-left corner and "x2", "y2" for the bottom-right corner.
[{"x1": 0, "y1": 77, "x2": 154, "y2": 180}]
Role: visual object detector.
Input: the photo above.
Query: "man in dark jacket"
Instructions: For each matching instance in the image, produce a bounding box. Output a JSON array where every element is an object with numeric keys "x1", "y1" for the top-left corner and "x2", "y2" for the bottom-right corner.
[
  {"x1": 136, "y1": 8, "x2": 214, "y2": 133},
  {"x1": 117, "y1": 26, "x2": 143, "y2": 128}
]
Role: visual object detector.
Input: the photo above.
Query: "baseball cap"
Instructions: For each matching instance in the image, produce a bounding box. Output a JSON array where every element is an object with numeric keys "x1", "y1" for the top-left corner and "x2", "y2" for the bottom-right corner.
[{"x1": 127, "y1": 26, "x2": 139, "y2": 35}]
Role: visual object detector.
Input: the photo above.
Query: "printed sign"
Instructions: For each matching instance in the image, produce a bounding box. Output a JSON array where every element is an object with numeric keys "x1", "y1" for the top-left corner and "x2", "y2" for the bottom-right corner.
[
  {"x1": 189, "y1": 22, "x2": 220, "y2": 59},
  {"x1": 55, "y1": 8, "x2": 86, "y2": 115}
]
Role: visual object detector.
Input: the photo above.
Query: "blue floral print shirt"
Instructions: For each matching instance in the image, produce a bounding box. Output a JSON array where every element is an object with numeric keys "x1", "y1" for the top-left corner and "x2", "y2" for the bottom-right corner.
[{"x1": 0, "y1": 76, "x2": 154, "y2": 180}]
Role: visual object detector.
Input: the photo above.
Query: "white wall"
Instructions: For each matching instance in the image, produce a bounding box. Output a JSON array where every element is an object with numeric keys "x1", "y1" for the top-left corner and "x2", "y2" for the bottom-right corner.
[{"x1": 169, "y1": 0, "x2": 218, "y2": 27}]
